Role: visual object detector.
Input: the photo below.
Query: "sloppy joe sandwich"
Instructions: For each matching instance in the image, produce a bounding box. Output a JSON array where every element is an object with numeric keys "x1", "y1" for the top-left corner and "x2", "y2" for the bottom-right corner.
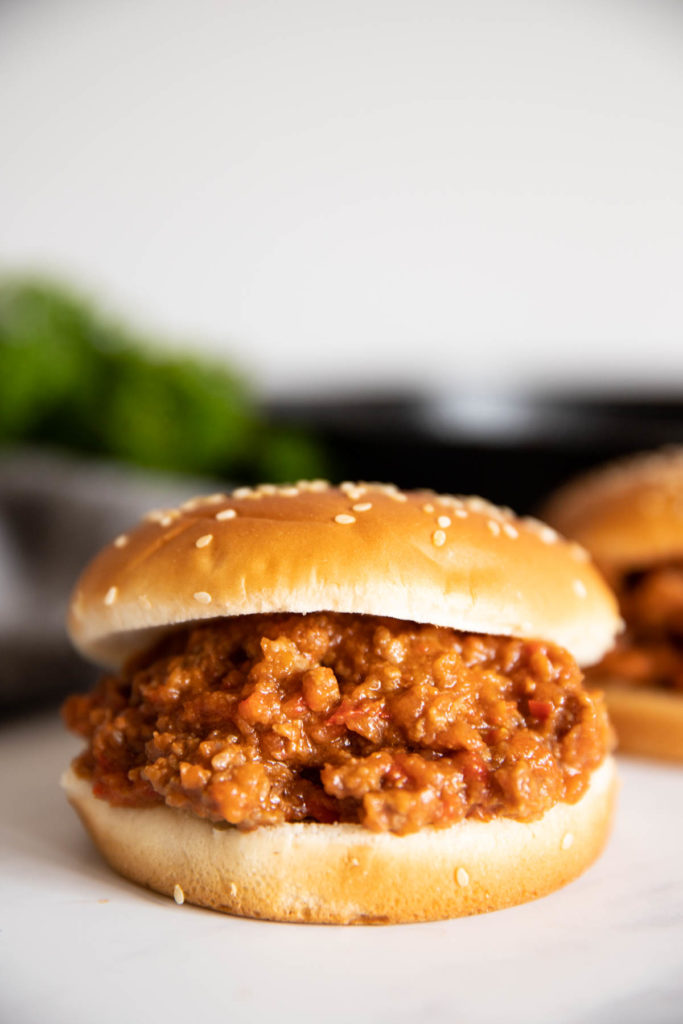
[
  {"x1": 63, "y1": 481, "x2": 620, "y2": 923},
  {"x1": 544, "y1": 449, "x2": 683, "y2": 762}
]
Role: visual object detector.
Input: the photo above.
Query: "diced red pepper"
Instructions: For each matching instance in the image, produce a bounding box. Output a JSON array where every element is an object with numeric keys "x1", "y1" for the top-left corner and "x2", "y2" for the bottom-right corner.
[{"x1": 528, "y1": 699, "x2": 553, "y2": 721}]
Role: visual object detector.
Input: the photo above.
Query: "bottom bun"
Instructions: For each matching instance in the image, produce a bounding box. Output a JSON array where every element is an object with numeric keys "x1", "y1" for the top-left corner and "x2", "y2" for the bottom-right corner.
[
  {"x1": 598, "y1": 682, "x2": 683, "y2": 762},
  {"x1": 63, "y1": 758, "x2": 616, "y2": 924}
]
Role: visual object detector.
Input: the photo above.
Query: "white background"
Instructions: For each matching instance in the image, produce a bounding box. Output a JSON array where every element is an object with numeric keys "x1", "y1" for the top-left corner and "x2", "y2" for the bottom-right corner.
[{"x1": 1, "y1": 0, "x2": 683, "y2": 397}]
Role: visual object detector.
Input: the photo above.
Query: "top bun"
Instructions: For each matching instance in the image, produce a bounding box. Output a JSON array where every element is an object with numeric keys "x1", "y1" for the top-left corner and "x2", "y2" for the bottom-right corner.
[
  {"x1": 68, "y1": 481, "x2": 620, "y2": 669},
  {"x1": 543, "y1": 448, "x2": 683, "y2": 576}
]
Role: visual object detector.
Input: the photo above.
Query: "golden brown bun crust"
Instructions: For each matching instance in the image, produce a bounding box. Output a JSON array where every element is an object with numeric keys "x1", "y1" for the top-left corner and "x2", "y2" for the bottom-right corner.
[
  {"x1": 62, "y1": 758, "x2": 616, "y2": 925},
  {"x1": 68, "y1": 482, "x2": 619, "y2": 668},
  {"x1": 543, "y1": 448, "x2": 683, "y2": 575},
  {"x1": 594, "y1": 682, "x2": 683, "y2": 762}
]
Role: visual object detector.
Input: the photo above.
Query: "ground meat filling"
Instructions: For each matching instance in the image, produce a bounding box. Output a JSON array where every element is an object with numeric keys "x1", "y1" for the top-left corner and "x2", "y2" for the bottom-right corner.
[
  {"x1": 592, "y1": 562, "x2": 683, "y2": 692},
  {"x1": 64, "y1": 613, "x2": 610, "y2": 835}
]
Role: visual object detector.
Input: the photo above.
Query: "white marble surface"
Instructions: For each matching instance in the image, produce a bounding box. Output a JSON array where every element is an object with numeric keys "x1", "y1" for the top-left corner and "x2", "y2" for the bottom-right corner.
[{"x1": 1, "y1": 713, "x2": 681, "y2": 1024}]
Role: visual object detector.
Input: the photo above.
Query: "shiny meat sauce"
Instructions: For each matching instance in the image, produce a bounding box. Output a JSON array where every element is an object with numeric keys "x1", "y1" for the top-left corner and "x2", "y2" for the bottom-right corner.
[
  {"x1": 591, "y1": 563, "x2": 683, "y2": 692},
  {"x1": 64, "y1": 613, "x2": 610, "y2": 834}
]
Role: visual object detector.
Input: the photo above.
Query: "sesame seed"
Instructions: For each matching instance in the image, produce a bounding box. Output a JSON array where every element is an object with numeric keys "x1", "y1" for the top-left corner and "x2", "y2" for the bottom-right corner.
[
  {"x1": 422, "y1": 503, "x2": 435, "y2": 514},
  {"x1": 456, "y1": 867, "x2": 469, "y2": 887},
  {"x1": 173, "y1": 884, "x2": 185, "y2": 905},
  {"x1": 215, "y1": 508, "x2": 236, "y2": 521},
  {"x1": 194, "y1": 591, "x2": 212, "y2": 604},
  {"x1": 279, "y1": 486, "x2": 299, "y2": 497},
  {"x1": 205, "y1": 493, "x2": 227, "y2": 504},
  {"x1": 159, "y1": 515, "x2": 174, "y2": 527},
  {"x1": 195, "y1": 534, "x2": 213, "y2": 548},
  {"x1": 561, "y1": 832, "x2": 574, "y2": 851},
  {"x1": 437, "y1": 515, "x2": 452, "y2": 529},
  {"x1": 232, "y1": 487, "x2": 253, "y2": 499},
  {"x1": 229, "y1": 882, "x2": 238, "y2": 897},
  {"x1": 465, "y1": 497, "x2": 489, "y2": 513},
  {"x1": 180, "y1": 498, "x2": 202, "y2": 512},
  {"x1": 454, "y1": 508, "x2": 468, "y2": 519},
  {"x1": 570, "y1": 543, "x2": 589, "y2": 562},
  {"x1": 377, "y1": 484, "x2": 403, "y2": 499},
  {"x1": 104, "y1": 586, "x2": 118, "y2": 606},
  {"x1": 503, "y1": 523, "x2": 519, "y2": 539},
  {"x1": 573, "y1": 579, "x2": 587, "y2": 599},
  {"x1": 308, "y1": 480, "x2": 329, "y2": 492},
  {"x1": 258, "y1": 484, "x2": 277, "y2": 495},
  {"x1": 540, "y1": 525, "x2": 559, "y2": 544},
  {"x1": 432, "y1": 530, "x2": 447, "y2": 547},
  {"x1": 334, "y1": 514, "x2": 356, "y2": 525},
  {"x1": 352, "y1": 502, "x2": 373, "y2": 512},
  {"x1": 114, "y1": 534, "x2": 128, "y2": 548},
  {"x1": 487, "y1": 520, "x2": 501, "y2": 536},
  {"x1": 341, "y1": 482, "x2": 365, "y2": 500}
]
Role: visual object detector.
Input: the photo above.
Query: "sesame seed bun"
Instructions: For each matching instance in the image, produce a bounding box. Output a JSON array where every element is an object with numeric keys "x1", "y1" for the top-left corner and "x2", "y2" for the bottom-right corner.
[
  {"x1": 543, "y1": 450, "x2": 683, "y2": 761},
  {"x1": 68, "y1": 482, "x2": 619, "y2": 669},
  {"x1": 64, "y1": 482, "x2": 620, "y2": 923},
  {"x1": 542, "y1": 447, "x2": 683, "y2": 577},
  {"x1": 62, "y1": 757, "x2": 617, "y2": 925}
]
